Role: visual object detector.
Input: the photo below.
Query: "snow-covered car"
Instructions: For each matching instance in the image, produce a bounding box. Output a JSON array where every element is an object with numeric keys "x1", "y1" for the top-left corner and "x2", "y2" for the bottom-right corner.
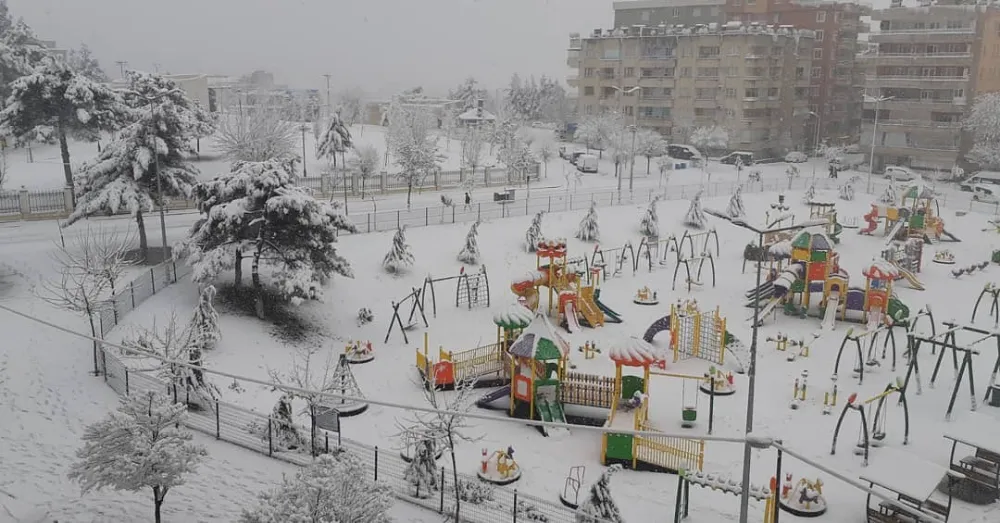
[
  {"x1": 784, "y1": 152, "x2": 808, "y2": 163},
  {"x1": 667, "y1": 144, "x2": 702, "y2": 161},
  {"x1": 973, "y1": 184, "x2": 1000, "y2": 204},
  {"x1": 576, "y1": 154, "x2": 599, "y2": 173},
  {"x1": 720, "y1": 152, "x2": 754, "y2": 165},
  {"x1": 884, "y1": 166, "x2": 916, "y2": 182},
  {"x1": 959, "y1": 171, "x2": 1000, "y2": 192}
]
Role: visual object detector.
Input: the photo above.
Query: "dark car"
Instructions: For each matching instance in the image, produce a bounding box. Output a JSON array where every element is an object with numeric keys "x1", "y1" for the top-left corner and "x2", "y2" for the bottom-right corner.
[
  {"x1": 720, "y1": 151, "x2": 754, "y2": 166},
  {"x1": 667, "y1": 144, "x2": 701, "y2": 161}
]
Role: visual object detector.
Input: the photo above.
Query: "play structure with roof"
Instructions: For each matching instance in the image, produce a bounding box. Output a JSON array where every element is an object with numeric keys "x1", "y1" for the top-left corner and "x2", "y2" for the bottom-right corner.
[
  {"x1": 859, "y1": 182, "x2": 960, "y2": 244},
  {"x1": 745, "y1": 230, "x2": 911, "y2": 330}
]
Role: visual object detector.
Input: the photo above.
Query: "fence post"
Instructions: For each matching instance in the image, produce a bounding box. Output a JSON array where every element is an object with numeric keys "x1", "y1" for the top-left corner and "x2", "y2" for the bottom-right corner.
[
  {"x1": 130, "y1": 281, "x2": 136, "y2": 309},
  {"x1": 17, "y1": 189, "x2": 29, "y2": 217},
  {"x1": 102, "y1": 350, "x2": 107, "y2": 382},
  {"x1": 124, "y1": 368, "x2": 130, "y2": 395},
  {"x1": 548, "y1": 196, "x2": 551, "y2": 212},
  {"x1": 425, "y1": 207, "x2": 429, "y2": 226},
  {"x1": 325, "y1": 432, "x2": 330, "y2": 454},
  {"x1": 215, "y1": 401, "x2": 221, "y2": 439},
  {"x1": 569, "y1": 194, "x2": 572, "y2": 211},
  {"x1": 477, "y1": 203, "x2": 481, "y2": 222},
  {"x1": 150, "y1": 268, "x2": 156, "y2": 294},
  {"x1": 439, "y1": 467, "x2": 446, "y2": 513},
  {"x1": 267, "y1": 418, "x2": 273, "y2": 456},
  {"x1": 451, "y1": 206, "x2": 455, "y2": 224},
  {"x1": 62, "y1": 187, "x2": 75, "y2": 214},
  {"x1": 396, "y1": 210, "x2": 401, "y2": 230},
  {"x1": 171, "y1": 382, "x2": 178, "y2": 404},
  {"x1": 375, "y1": 445, "x2": 379, "y2": 481},
  {"x1": 172, "y1": 261, "x2": 178, "y2": 283},
  {"x1": 708, "y1": 377, "x2": 716, "y2": 435},
  {"x1": 98, "y1": 313, "x2": 104, "y2": 340},
  {"x1": 513, "y1": 488, "x2": 519, "y2": 522}
]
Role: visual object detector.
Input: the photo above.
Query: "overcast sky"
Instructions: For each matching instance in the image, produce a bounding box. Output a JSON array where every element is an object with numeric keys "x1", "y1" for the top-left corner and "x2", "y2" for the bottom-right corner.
[{"x1": 10, "y1": 0, "x2": 613, "y2": 96}]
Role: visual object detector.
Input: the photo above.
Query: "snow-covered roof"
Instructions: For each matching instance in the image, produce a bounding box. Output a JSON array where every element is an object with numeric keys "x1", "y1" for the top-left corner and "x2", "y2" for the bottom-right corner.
[
  {"x1": 493, "y1": 304, "x2": 534, "y2": 329},
  {"x1": 457, "y1": 107, "x2": 496, "y2": 122},
  {"x1": 864, "y1": 259, "x2": 899, "y2": 280},
  {"x1": 508, "y1": 313, "x2": 570, "y2": 361},
  {"x1": 608, "y1": 337, "x2": 664, "y2": 367},
  {"x1": 768, "y1": 239, "x2": 793, "y2": 257}
]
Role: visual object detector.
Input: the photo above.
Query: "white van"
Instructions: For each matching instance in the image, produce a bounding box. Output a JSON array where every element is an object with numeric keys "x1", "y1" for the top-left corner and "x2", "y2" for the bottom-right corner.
[
  {"x1": 576, "y1": 154, "x2": 598, "y2": 173},
  {"x1": 960, "y1": 171, "x2": 1000, "y2": 191},
  {"x1": 973, "y1": 184, "x2": 1000, "y2": 204},
  {"x1": 884, "y1": 166, "x2": 917, "y2": 182}
]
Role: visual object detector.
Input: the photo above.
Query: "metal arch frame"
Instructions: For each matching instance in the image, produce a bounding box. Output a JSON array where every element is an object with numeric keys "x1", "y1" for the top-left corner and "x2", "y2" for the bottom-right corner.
[
  {"x1": 672, "y1": 253, "x2": 717, "y2": 292},
  {"x1": 831, "y1": 399, "x2": 871, "y2": 467},
  {"x1": 909, "y1": 320, "x2": 997, "y2": 420},
  {"x1": 678, "y1": 228, "x2": 721, "y2": 260},
  {"x1": 870, "y1": 383, "x2": 910, "y2": 446},
  {"x1": 971, "y1": 285, "x2": 1000, "y2": 324},
  {"x1": 833, "y1": 325, "x2": 898, "y2": 385},
  {"x1": 454, "y1": 265, "x2": 491, "y2": 310}
]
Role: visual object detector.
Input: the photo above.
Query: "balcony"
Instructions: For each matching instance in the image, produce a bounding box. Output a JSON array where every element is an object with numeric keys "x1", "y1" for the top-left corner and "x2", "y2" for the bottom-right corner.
[
  {"x1": 867, "y1": 118, "x2": 962, "y2": 130},
  {"x1": 870, "y1": 144, "x2": 960, "y2": 157},
  {"x1": 865, "y1": 98, "x2": 966, "y2": 111},
  {"x1": 858, "y1": 52, "x2": 973, "y2": 66},
  {"x1": 866, "y1": 76, "x2": 970, "y2": 89},
  {"x1": 870, "y1": 29, "x2": 975, "y2": 44}
]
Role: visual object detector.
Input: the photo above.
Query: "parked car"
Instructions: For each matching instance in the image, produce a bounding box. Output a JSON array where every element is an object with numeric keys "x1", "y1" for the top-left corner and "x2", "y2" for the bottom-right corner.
[
  {"x1": 720, "y1": 151, "x2": 755, "y2": 165},
  {"x1": 576, "y1": 154, "x2": 599, "y2": 173},
  {"x1": 784, "y1": 152, "x2": 808, "y2": 163},
  {"x1": 884, "y1": 165, "x2": 917, "y2": 182},
  {"x1": 570, "y1": 151, "x2": 587, "y2": 165},
  {"x1": 959, "y1": 171, "x2": 1000, "y2": 192},
  {"x1": 558, "y1": 145, "x2": 578, "y2": 160},
  {"x1": 667, "y1": 144, "x2": 702, "y2": 161},
  {"x1": 973, "y1": 184, "x2": 1000, "y2": 204}
]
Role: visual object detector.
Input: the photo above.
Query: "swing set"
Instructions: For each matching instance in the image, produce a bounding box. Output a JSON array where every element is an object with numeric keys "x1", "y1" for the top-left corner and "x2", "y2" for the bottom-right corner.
[
  {"x1": 971, "y1": 282, "x2": 1000, "y2": 324},
  {"x1": 830, "y1": 377, "x2": 910, "y2": 466},
  {"x1": 650, "y1": 371, "x2": 720, "y2": 434},
  {"x1": 384, "y1": 268, "x2": 494, "y2": 344},
  {"x1": 832, "y1": 325, "x2": 898, "y2": 385},
  {"x1": 671, "y1": 230, "x2": 720, "y2": 292}
]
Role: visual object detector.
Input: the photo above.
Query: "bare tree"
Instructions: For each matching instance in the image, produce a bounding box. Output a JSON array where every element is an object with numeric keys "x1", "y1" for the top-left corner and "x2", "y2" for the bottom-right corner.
[
  {"x1": 536, "y1": 140, "x2": 554, "y2": 178},
  {"x1": 0, "y1": 147, "x2": 7, "y2": 191},
  {"x1": 348, "y1": 144, "x2": 380, "y2": 198},
  {"x1": 268, "y1": 346, "x2": 349, "y2": 455},
  {"x1": 461, "y1": 126, "x2": 485, "y2": 181},
  {"x1": 336, "y1": 88, "x2": 365, "y2": 126},
  {"x1": 215, "y1": 98, "x2": 298, "y2": 164},
  {"x1": 397, "y1": 376, "x2": 480, "y2": 522},
  {"x1": 77, "y1": 224, "x2": 135, "y2": 295}
]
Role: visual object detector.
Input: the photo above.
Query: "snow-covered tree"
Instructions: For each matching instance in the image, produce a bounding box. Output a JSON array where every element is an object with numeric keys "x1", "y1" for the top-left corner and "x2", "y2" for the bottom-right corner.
[
  {"x1": 536, "y1": 140, "x2": 554, "y2": 178},
  {"x1": 215, "y1": 95, "x2": 298, "y2": 164},
  {"x1": 577, "y1": 464, "x2": 625, "y2": 523},
  {"x1": 640, "y1": 196, "x2": 660, "y2": 238},
  {"x1": 0, "y1": 12, "x2": 46, "y2": 103},
  {"x1": 608, "y1": 126, "x2": 633, "y2": 179},
  {"x1": 498, "y1": 136, "x2": 537, "y2": 184},
  {"x1": 635, "y1": 128, "x2": 668, "y2": 174},
  {"x1": 878, "y1": 182, "x2": 896, "y2": 205},
  {"x1": 577, "y1": 202, "x2": 600, "y2": 242},
  {"x1": 726, "y1": 185, "x2": 746, "y2": 218},
  {"x1": 335, "y1": 88, "x2": 364, "y2": 126},
  {"x1": 404, "y1": 438, "x2": 440, "y2": 498},
  {"x1": 267, "y1": 392, "x2": 303, "y2": 451},
  {"x1": 241, "y1": 453, "x2": 393, "y2": 523},
  {"x1": 190, "y1": 285, "x2": 220, "y2": 351},
  {"x1": 684, "y1": 190, "x2": 707, "y2": 229},
  {"x1": 348, "y1": 143, "x2": 379, "y2": 198},
  {"x1": 575, "y1": 113, "x2": 620, "y2": 158},
  {"x1": 68, "y1": 391, "x2": 207, "y2": 523},
  {"x1": 448, "y1": 77, "x2": 489, "y2": 114},
  {"x1": 397, "y1": 376, "x2": 479, "y2": 522},
  {"x1": 840, "y1": 182, "x2": 855, "y2": 201},
  {"x1": 457, "y1": 220, "x2": 481, "y2": 265},
  {"x1": 689, "y1": 126, "x2": 729, "y2": 155},
  {"x1": 0, "y1": 58, "x2": 128, "y2": 191},
  {"x1": 525, "y1": 211, "x2": 545, "y2": 252},
  {"x1": 386, "y1": 99, "x2": 443, "y2": 208},
  {"x1": 785, "y1": 164, "x2": 800, "y2": 189},
  {"x1": 316, "y1": 111, "x2": 353, "y2": 166},
  {"x1": 803, "y1": 183, "x2": 816, "y2": 203},
  {"x1": 122, "y1": 312, "x2": 219, "y2": 408},
  {"x1": 657, "y1": 156, "x2": 674, "y2": 186},
  {"x1": 178, "y1": 160, "x2": 357, "y2": 314},
  {"x1": 965, "y1": 92, "x2": 1000, "y2": 170},
  {"x1": 65, "y1": 73, "x2": 210, "y2": 261},
  {"x1": 461, "y1": 126, "x2": 485, "y2": 180},
  {"x1": 66, "y1": 43, "x2": 109, "y2": 82},
  {"x1": 383, "y1": 226, "x2": 414, "y2": 274}
]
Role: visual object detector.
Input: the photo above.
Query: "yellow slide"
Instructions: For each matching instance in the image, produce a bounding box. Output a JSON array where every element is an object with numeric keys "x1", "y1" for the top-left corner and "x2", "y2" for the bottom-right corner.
[
  {"x1": 891, "y1": 263, "x2": 925, "y2": 291},
  {"x1": 578, "y1": 286, "x2": 605, "y2": 328}
]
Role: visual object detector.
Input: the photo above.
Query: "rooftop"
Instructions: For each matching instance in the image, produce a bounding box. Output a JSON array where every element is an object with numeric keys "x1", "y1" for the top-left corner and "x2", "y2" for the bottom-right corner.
[{"x1": 580, "y1": 22, "x2": 815, "y2": 40}]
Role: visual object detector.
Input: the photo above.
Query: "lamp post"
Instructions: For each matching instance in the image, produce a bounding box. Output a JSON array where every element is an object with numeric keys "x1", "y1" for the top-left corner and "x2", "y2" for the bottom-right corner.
[
  {"x1": 610, "y1": 85, "x2": 642, "y2": 195},
  {"x1": 144, "y1": 95, "x2": 168, "y2": 261},
  {"x1": 703, "y1": 209, "x2": 828, "y2": 523},
  {"x1": 865, "y1": 94, "x2": 894, "y2": 193},
  {"x1": 807, "y1": 111, "x2": 821, "y2": 156},
  {"x1": 301, "y1": 123, "x2": 309, "y2": 177}
]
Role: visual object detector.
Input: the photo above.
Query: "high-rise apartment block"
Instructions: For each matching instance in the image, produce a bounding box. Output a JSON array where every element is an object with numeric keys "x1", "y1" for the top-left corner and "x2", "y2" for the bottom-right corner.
[
  {"x1": 569, "y1": 25, "x2": 814, "y2": 157},
  {"x1": 861, "y1": 4, "x2": 1000, "y2": 173}
]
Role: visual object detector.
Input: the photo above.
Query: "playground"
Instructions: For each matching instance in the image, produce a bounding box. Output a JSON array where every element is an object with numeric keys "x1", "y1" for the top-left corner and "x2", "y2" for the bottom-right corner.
[{"x1": 102, "y1": 180, "x2": 1000, "y2": 523}]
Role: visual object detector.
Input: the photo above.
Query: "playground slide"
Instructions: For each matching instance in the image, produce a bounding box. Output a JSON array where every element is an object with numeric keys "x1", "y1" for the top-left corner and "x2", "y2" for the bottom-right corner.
[
  {"x1": 535, "y1": 399, "x2": 570, "y2": 437},
  {"x1": 475, "y1": 385, "x2": 512, "y2": 410},
  {"x1": 593, "y1": 289, "x2": 623, "y2": 323},
  {"x1": 859, "y1": 207, "x2": 879, "y2": 235},
  {"x1": 883, "y1": 220, "x2": 906, "y2": 246},
  {"x1": 892, "y1": 264, "x2": 925, "y2": 291},
  {"x1": 940, "y1": 229, "x2": 960, "y2": 242},
  {"x1": 749, "y1": 297, "x2": 782, "y2": 324},
  {"x1": 510, "y1": 279, "x2": 541, "y2": 310},
  {"x1": 577, "y1": 291, "x2": 606, "y2": 328},
  {"x1": 564, "y1": 301, "x2": 582, "y2": 333},
  {"x1": 821, "y1": 292, "x2": 840, "y2": 331}
]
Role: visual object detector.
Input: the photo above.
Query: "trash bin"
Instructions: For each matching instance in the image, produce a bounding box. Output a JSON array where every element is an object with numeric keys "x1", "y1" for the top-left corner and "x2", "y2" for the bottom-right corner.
[{"x1": 989, "y1": 385, "x2": 1000, "y2": 408}]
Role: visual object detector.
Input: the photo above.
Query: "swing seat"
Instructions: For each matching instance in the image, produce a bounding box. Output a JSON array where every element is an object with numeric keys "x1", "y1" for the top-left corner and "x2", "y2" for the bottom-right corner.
[
  {"x1": 687, "y1": 279, "x2": 704, "y2": 286},
  {"x1": 403, "y1": 322, "x2": 418, "y2": 331},
  {"x1": 872, "y1": 431, "x2": 886, "y2": 441},
  {"x1": 865, "y1": 359, "x2": 881, "y2": 367},
  {"x1": 682, "y1": 407, "x2": 698, "y2": 422},
  {"x1": 853, "y1": 445, "x2": 866, "y2": 456}
]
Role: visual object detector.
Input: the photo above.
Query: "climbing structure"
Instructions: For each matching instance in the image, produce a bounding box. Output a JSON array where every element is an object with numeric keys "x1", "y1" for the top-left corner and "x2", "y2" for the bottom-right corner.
[{"x1": 670, "y1": 300, "x2": 727, "y2": 365}]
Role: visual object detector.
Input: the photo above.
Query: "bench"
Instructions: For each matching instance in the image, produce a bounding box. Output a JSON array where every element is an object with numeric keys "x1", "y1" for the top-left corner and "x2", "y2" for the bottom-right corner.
[
  {"x1": 957, "y1": 455, "x2": 1000, "y2": 487},
  {"x1": 922, "y1": 498, "x2": 949, "y2": 519},
  {"x1": 867, "y1": 504, "x2": 910, "y2": 523}
]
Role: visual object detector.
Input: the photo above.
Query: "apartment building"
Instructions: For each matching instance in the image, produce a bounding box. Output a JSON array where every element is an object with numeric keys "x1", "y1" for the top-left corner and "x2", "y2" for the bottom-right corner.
[
  {"x1": 570, "y1": 25, "x2": 814, "y2": 157},
  {"x1": 613, "y1": 0, "x2": 726, "y2": 27},
  {"x1": 727, "y1": 1, "x2": 868, "y2": 146},
  {"x1": 860, "y1": 4, "x2": 984, "y2": 173}
]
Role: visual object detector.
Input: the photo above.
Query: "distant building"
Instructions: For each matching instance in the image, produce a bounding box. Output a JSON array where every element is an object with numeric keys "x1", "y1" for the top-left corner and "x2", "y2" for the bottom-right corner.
[
  {"x1": 35, "y1": 39, "x2": 67, "y2": 61},
  {"x1": 364, "y1": 93, "x2": 461, "y2": 128},
  {"x1": 457, "y1": 100, "x2": 497, "y2": 127}
]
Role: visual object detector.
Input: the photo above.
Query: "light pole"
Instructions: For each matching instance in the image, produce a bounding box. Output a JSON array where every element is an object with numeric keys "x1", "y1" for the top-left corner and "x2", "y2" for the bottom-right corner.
[
  {"x1": 610, "y1": 85, "x2": 642, "y2": 194},
  {"x1": 703, "y1": 209, "x2": 828, "y2": 523},
  {"x1": 323, "y1": 74, "x2": 332, "y2": 120},
  {"x1": 865, "y1": 94, "x2": 894, "y2": 193},
  {"x1": 145, "y1": 95, "x2": 168, "y2": 261},
  {"x1": 807, "y1": 111, "x2": 821, "y2": 156}
]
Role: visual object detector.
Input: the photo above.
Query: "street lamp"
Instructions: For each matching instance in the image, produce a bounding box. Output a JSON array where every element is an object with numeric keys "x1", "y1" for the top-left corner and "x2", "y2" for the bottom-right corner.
[
  {"x1": 865, "y1": 94, "x2": 894, "y2": 193},
  {"x1": 144, "y1": 95, "x2": 169, "y2": 261},
  {"x1": 610, "y1": 85, "x2": 642, "y2": 194},
  {"x1": 807, "y1": 111, "x2": 821, "y2": 156},
  {"x1": 703, "y1": 208, "x2": 828, "y2": 523}
]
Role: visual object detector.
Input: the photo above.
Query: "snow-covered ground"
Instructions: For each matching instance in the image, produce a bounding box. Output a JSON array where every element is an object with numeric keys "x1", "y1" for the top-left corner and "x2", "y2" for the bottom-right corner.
[{"x1": 4, "y1": 165, "x2": 1000, "y2": 521}]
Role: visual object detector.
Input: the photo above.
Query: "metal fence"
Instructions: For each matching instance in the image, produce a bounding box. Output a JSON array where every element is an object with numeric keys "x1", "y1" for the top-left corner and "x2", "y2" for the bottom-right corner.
[
  {"x1": 26, "y1": 189, "x2": 67, "y2": 213},
  {"x1": 94, "y1": 261, "x2": 191, "y2": 338},
  {"x1": 0, "y1": 191, "x2": 18, "y2": 215}
]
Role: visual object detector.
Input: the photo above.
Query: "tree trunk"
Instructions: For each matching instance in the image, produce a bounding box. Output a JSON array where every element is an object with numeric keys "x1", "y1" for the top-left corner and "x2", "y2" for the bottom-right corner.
[
  {"x1": 449, "y1": 433, "x2": 460, "y2": 523},
  {"x1": 407, "y1": 182, "x2": 413, "y2": 209},
  {"x1": 136, "y1": 210, "x2": 149, "y2": 262},
  {"x1": 647, "y1": 157, "x2": 651, "y2": 174},
  {"x1": 86, "y1": 301, "x2": 100, "y2": 375},
  {"x1": 361, "y1": 175, "x2": 367, "y2": 199},
  {"x1": 152, "y1": 486, "x2": 163, "y2": 523},
  {"x1": 252, "y1": 229, "x2": 266, "y2": 319},
  {"x1": 57, "y1": 123, "x2": 74, "y2": 205},
  {"x1": 234, "y1": 248, "x2": 243, "y2": 286}
]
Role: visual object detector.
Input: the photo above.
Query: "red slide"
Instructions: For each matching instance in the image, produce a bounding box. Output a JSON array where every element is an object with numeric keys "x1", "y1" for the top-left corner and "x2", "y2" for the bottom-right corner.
[{"x1": 859, "y1": 205, "x2": 879, "y2": 235}]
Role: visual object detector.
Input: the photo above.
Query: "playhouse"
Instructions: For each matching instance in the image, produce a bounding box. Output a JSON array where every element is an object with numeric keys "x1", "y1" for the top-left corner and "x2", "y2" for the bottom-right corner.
[{"x1": 859, "y1": 183, "x2": 959, "y2": 244}]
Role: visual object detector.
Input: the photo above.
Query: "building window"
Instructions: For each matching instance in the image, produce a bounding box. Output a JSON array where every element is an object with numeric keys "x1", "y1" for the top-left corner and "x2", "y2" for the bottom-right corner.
[
  {"x1": 813, "y1": 48, "x2": 823, "y2": 60},
  {"x1": 768, "y1": 87, "x2": 779, "y2": 99},
  {"x1": 694, "y1": 108, "x2": 714, "y2": 117},
  {"x1": 696, "y1": 87, "x2": 718, "y2": 99},
  {"x1": 624, "y1": 67, "x2": 635, "y2": 77},
  {"x1": 693, "y1": 8, "x2": 702, "y2": 17},
  {"x1": 624, "y1": 106, "x2": 634, "y2": 116},
  {"x1": 816, "y1": 30, "x2": 824, "y2": 42},
  {"x1": 745, "y1": 88, "x2": 759, "y2": 99},
  {"x1": 673, "y1": 7, "x2": 680, "y2": 17},
  {"x1": 584, "y1": 68, "x2": 594, "y2": 78},
  {"x1": 817, "y1": 11, "x2": 826, "y2": 23},
  {"x1": 726, "y1": 88, "x2": 737, "y2": 98},
  {"x1": 711, "y1": 7, "x2": 720, "y2": 17},
  {"x1": 641, "y1": 68, "x2": 655, "y2": 77},
  {"x1": 834, "y1": 12, "x2": 841, "y2": 23},
  {"x1": 584, "y1": 86, "x2": 594, "y2": 96},
  {"x1": 733, "y1": 0, "x2": 741, "y2": 5},
  {"x1": 796, "y1": 67, "x2": 805, "y2": 79},
  {"x1": 747, "y1": 0, "x2": 756, "y2": 5},
  {"x1": 697, "y1": 67, "x2": 719, "y2": 77},
  {"x1": 641, "y1": 10, "x2": 650, "y2": 22},
  {"x1": 585, "y1": 105, "x2": 594, "y2": 115},
  {"x1": 699, "y1": 46, "x2": 720, "y2": 58},
  {"x1": 679, "y1": 67, "x2": 691, "y2": 77}
]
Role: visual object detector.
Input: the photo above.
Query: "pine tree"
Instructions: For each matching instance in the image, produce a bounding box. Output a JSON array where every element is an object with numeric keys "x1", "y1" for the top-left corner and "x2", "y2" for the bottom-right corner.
[
  {"x1": 640, "y1": 196, "x2": 661, "y2": 238},
  {"x1": 684, "y1": 190, "x2": 707, "y2": 229},
  {"x1": 577, "y1": 202, "x2": 600, "y2": 242},
  {"x1": 66, "y1": 71, "x2": 213, "y2": 261},
  {"x1": 726, "y1": 185, "x2": 746, "y2": 218},
  {"x1": 404, "y1": 438, "x2": 440, "y2": 498},
  {"x1": 386, "y1": 100, "x2": 443, "y2": 208},
  {"x1": 879, "y1": 182, "x2": 896, "y2": 205},
  {"x1": 66, "y1": 43, "x2": 110, "y2": 82},
  {"x1": 316, "y1": 111, "x2": 353, "y2": 164},
  {"x1": 0, "y1": 58, "x2": 129, "y2": 192},
  {"x1": 68, "y1": 391, "x2": 207, "y2": 523},
  {"x1": 839, "y1": 183, "x2": 855, "y2": 201},
  {"x1": 0, "y1": 14, "x2": 47, "y2": 103},
  {"x1": 457, "y1": 220, "x2": 482, "y2": 265},
  {"x1": 803, "y1": 183, "x2": 816, "y2": 203},
  {"x1": 577, "y1": 464, "x2": 625, "y2": 523},
  {"x1": 190, "y1": 285, "x2": 220, "y2": 351},
  {"x1": 525, "y1": 211, "x2": 545, "y2": 252},
  {"x1": 383, "y1": 226, "x2": 415, "y2": 274},
  {"x1": 241, "y1": 453, "x2": 394, "y2": 523},
  {"x1": 269, "y1": 392, "x2": 303, "y2": 451}
]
